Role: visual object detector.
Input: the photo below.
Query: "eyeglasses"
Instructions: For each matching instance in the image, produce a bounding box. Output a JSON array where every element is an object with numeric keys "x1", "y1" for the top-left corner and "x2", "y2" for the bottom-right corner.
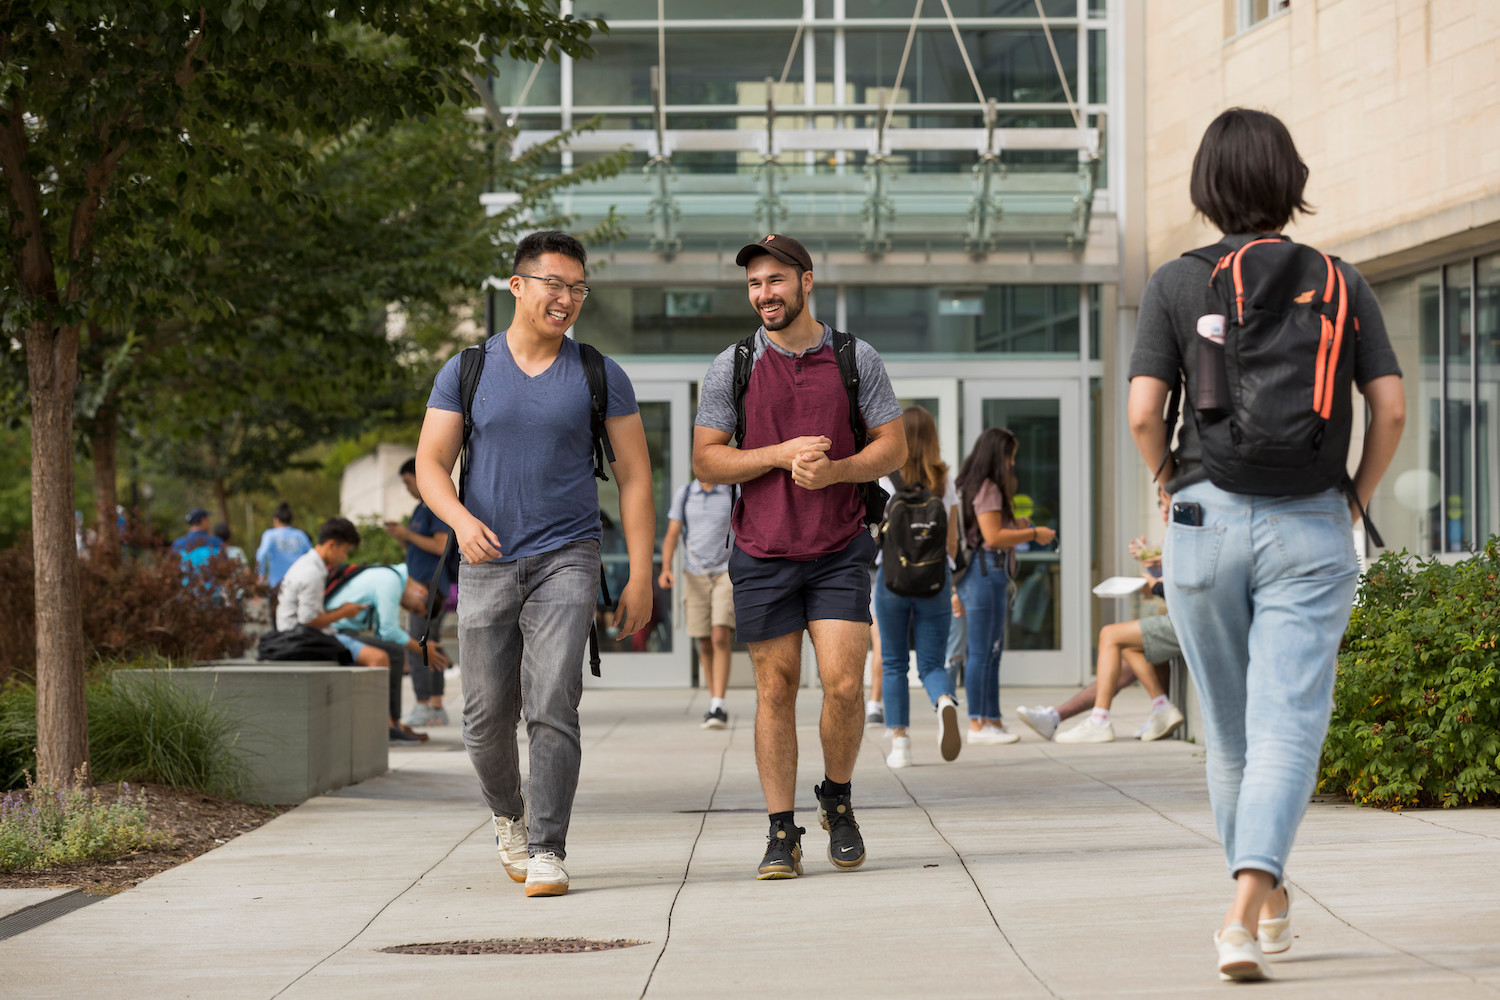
[{"x1": 514, "y1": 273, "x2": 590, "y2": 302}]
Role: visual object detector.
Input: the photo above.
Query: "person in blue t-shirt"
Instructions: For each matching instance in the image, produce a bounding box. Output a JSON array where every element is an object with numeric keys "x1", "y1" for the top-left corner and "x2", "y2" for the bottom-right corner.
[
  {"x1": 416, "y1": 230, "x2": 655, "y2": 898},
  {"x1": 384, "y1": 458, "x2": 452, "y2": 728},
  {"x1": 256, "y1": 502, "x2": 313, "y2": 622},
  {"x1": 170, "y1": 507, "x2": 224, "y2": 580}
]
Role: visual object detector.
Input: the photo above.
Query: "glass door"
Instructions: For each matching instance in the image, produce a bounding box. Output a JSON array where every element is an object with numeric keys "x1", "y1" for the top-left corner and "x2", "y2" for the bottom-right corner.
[
  {"x1": 962, "y1": 379, "x2": 1089, "y2": 687},
  {"x1": 589, "y1": 376, "x2": 692, "y2": 687},
  {"x1": 888, "y1": 378, "x2": 961, "y2": 477}
]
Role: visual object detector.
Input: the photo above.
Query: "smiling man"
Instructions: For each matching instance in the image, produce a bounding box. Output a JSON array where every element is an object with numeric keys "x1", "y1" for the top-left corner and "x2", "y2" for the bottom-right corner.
[
  {"x1": 415, "y1": 230, "x2": 655, "y2": 899},
  {"x1": 693, "y1": 234, "x2": 906, "y2": 880}
]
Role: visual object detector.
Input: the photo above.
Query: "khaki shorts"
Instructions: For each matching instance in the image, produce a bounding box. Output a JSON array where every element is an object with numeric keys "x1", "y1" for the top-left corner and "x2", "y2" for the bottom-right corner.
[
  {"x1": 684, "y1": 569, "x2": 735, "y2": 638},
  {"x1": 1139, "y1": 612, "x2": 1181, "y2": 666}
]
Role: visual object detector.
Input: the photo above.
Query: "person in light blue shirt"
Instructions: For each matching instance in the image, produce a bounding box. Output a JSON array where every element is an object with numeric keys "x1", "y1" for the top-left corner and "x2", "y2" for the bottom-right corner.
[{"x1": 257, "y1": 503, "x2": 313, "y2": 586}]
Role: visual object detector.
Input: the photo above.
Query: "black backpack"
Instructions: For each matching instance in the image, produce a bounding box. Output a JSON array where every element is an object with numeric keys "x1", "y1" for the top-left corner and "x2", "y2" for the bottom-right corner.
[
  {"x1": 1172, "y1": 236, "x2": 1383, "y2": 546},
  {"x1": 256, "y1": 624, "x2": 354, "y2": 665},
  {"x1": 418, "y1": 338, "x2": 617, "y2": 676},
  {"x1": 730, "y1": 328, "x2": 888, "y2": 528},
  {"x1": 880, "y1": 471, "x2": 949, "y2": 597}
]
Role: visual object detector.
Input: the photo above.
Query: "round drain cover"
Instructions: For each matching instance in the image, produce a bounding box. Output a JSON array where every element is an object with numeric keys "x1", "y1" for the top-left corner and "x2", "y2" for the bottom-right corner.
[{"x1": 381, "y1": 938, "x2": 647, "y2": 956}]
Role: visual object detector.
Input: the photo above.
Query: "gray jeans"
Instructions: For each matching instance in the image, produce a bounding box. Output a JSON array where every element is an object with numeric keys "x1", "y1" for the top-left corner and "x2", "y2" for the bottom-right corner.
[{"x1": 458, "y1": 540, "x2": 599, "y2": 859}]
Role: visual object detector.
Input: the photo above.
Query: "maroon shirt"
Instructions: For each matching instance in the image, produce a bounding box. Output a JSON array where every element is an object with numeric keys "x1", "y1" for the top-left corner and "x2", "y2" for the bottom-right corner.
[{"x1": 735, "y1": 345, "x2": 863, "y2": 559}]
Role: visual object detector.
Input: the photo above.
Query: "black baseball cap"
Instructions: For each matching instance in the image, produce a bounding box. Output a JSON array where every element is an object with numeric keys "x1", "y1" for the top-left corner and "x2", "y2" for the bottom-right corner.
[
  {"x1": 186, "y1": 507, "x2": 210, "y2": 524},
  {"x1": 735, "y1": 234, "x2": 813, "y2": 272}
]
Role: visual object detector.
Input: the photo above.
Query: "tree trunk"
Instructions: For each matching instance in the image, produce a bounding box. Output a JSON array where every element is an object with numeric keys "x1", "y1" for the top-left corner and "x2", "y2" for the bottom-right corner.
[
  {"x1": 90, "y1": 404, "x2": 119, "y2": 564},
  {"x1": 212, "y1": 476, "x2": 231, "y2": 532},
  {"x1": 27, "y1": 320, "x2": 88, "y2": 788}
]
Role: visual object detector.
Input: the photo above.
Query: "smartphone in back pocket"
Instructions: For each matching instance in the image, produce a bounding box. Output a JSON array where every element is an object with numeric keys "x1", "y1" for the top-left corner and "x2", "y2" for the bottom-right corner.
[{"x1": 1171, "y1": 502, "x2": 1204, "y2": 527}]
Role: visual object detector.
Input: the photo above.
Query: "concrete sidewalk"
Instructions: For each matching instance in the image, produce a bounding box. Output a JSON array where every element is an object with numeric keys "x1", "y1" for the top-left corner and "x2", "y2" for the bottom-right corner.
[{"x1": 3, "y1": 684, "x2": 1497, "y2": 999}]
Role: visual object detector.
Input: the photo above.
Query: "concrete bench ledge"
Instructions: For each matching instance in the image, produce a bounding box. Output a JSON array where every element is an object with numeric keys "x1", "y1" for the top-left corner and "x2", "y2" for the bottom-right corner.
[{"x1": 113, "y1": 665, "x2": 388, "y2": 805}]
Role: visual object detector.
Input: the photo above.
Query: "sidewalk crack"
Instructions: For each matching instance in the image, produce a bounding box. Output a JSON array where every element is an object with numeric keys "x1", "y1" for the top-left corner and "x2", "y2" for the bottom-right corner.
[
  {"x1": 638, "y1": 720, "x2": 734, "y2": 998},
  {"x1": 268, "y1": 816, "x2": 490, "y2": 999},
  {"x1": 877, "y1": 734, "x2": 1060, "y2": 998}
]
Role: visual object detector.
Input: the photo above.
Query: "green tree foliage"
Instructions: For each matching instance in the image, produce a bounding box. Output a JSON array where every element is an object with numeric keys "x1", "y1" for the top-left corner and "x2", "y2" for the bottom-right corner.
[
  {"x1": 0, "y1": 1, "x2": 606, "y2": 786},
  {"x1": 1321, "y1": 541, "x2": 1500, "y2": 808}
]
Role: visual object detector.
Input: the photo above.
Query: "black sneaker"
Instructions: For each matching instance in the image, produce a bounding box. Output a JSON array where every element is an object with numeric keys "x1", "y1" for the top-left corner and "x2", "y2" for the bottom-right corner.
[
  {"x1": 701, "y1": 707, "x2": 728, "y2": 730},
  {"x1": 814, "y1": 785, "x2": 866, "y2": 870},
  {"x1": 756, "y1": 819, "x2": 804, "y2": 880}
]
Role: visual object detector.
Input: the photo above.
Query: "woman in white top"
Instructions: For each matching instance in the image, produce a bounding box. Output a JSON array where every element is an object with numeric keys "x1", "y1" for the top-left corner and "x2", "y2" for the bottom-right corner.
[{"x1": 873, "y1": 406, "x2": 964, "y2": 767}]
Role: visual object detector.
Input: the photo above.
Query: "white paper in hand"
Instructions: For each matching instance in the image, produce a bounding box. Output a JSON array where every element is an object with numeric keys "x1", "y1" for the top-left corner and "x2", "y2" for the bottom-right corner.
[{"x1": 1092, "y1": 576, "x2": 1148, "y2": 598}]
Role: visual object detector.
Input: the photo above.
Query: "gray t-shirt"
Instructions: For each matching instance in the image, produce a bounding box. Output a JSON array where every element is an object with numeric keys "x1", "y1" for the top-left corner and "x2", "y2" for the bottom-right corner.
[
  {"x1": 1128, "y1": 234, "x2": 1402, "y2": 494},
  {"x1": 668, "y1": 481, "x2": 734, "y2": 576},
  {"x1": 427, "y1": 333, "x2": 638, "y2": 562}
]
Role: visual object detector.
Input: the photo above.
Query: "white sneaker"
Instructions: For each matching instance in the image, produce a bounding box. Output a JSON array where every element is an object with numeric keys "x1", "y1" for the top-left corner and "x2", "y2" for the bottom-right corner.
[
  {"x1": 524, "y1": 851, "x2": 569, "y2": 897},
  {"x1": 1015, "y1": 705, "x2": 1059, "y2": 740},
  {"x1": 967, "y1": 723, "x2": 1020, "y2": 746},
  {"x1": 1055, "y1": 717, "x2": 1116, "y2": 744},
  {"x1": 1258, "y1": 886, "x2": 1293, "y2": 954},
  {"x1": 936, "y1": 696, "x2": 961, "y2": 761},
  {"x1": 1139, "y1": 703, "x2": 1185, "y2": 742},
  {"x1": 493, "y1": 811, "x2": 528, "y2": 884},
  {"x1": 1214, "y1": 923, "x2": 1269, "y2": 981},
  {"x1": 886, "y1": 736, "x2": 912, "y2": 768},
  {"x1": 401, "y1": 704, "x2": 435, "y2": 727}
]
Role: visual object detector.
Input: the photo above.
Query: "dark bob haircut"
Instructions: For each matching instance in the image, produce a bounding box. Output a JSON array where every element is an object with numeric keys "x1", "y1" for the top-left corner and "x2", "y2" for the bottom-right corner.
[
  {"x1": 399, "y1": 457, "x2": 417, "y2": 477},
  {"x1": 1189, "y1": 108, "x2": 1313, "y2": 235},
  {"x1": 513, "y1": 230, "x2": 587, "y2": 276},
  {"x1": 317, "y1": 517, "x2": 361, "y2": 548}
]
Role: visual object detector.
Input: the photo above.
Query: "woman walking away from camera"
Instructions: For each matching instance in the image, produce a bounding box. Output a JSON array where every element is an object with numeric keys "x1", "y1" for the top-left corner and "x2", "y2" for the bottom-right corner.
[
  {"x1": 1128, "y1": 108, "x2": 1404, "y2": 982},
  {"x1": 875, "y1": 406, "x2": 963, "y2": 767},
  {"x1": 954, "y1": 427, "x2": 1056, "y2": 745}
]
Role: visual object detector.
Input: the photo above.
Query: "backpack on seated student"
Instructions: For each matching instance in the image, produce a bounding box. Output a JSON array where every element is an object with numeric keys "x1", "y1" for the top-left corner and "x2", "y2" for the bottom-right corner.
[
  {"x1": 256, "y1": 625, "x2": 353, "y2": 665},
  {"x1": 880, "y1": 471, "x2": 949, "y2": 598},
  {"x1": 1175, "y1": 234, "x2": 1384, "y2": 546}
]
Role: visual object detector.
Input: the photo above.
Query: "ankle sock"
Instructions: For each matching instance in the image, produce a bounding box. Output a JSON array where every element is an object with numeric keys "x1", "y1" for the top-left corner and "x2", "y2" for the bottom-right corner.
[
  {"x1": 709, "y1": 697, "x2": 725, "y2": 713},
  {"x1": 768, "y1": 810, "x2": 796, "y2": 829},
  {"x1": 1151, "y1": 695, "x2": 1170, "y2": 711},
  {"x1": 1090, "y1": 707, "x2": 1111, "y2": 725},
  {"x1": 819, "y1": 776, "x2": 852, "y2": 800}
]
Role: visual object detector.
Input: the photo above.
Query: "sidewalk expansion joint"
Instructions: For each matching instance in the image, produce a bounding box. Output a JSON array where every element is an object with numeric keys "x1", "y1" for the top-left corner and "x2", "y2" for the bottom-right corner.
[
  {"x1": 874, "y1": 732, "x2": 1061, "y2": 998},
  {"x1": 639, "y1": 720, "x2": 736, "y2": 999}
]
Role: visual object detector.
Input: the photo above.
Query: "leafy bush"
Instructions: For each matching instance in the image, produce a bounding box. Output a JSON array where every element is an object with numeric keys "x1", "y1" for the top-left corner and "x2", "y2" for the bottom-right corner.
[
  {"x1": 1320, "y1": 539, "x2": 1500, "y2": 808},
  {"x1": 0, "y1": 780, "x2": 173, "y2": 872},
  {"x1": 351, "y1": 517, "x2": 407, "y2": 567},
  {"x1": 0, "y1": 525, "x2": 262, "y2": 686},
  {"x1": 0, "y1": 660, "x2": 250, "y2": 797}
]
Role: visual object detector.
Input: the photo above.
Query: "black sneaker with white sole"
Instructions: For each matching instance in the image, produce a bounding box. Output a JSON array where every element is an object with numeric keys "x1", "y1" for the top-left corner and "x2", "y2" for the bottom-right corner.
[
  {"x1": 814, "y1": 785, "x2": 866, "y2": 870},
  {"x1": 701, "y1": 707, "x2": 728, "y2": 730},
  {"x1": 756, "y1": 819, "x2": 804, "y2": 880}
]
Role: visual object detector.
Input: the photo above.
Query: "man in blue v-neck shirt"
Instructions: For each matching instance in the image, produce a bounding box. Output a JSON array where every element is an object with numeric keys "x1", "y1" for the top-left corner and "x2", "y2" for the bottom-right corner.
[{"x1": 416, "y1": 231, "x2": 656, "y2": 899}]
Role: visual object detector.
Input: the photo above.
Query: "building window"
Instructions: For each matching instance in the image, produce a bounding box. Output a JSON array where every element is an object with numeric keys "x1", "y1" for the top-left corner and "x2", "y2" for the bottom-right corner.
[
  {"x1": 1238, "y1": 0, "x2": 1289, "y2": 33},
  {"x1": 1370, "y1": 254, "x2": 1500, "y2": 556}
]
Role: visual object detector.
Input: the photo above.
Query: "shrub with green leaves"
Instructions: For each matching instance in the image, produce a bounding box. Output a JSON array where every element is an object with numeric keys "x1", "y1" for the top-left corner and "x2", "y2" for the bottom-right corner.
[
  {"x1": 1320, "y1": 539, "x2": 1500, "y2": 808},
  {"x1": 0, "y1": 782, "x2": 173, "y2": 872}
]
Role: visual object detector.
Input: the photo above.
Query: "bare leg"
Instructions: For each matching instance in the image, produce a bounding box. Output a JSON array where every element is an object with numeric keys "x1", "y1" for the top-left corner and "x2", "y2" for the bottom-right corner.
[
  {"x1": 808, "y1": 619, "x2": 868, "y2": 784},
  {"x1": 697, "y1": 636, "x2": 715, "y2": 690},
  {"x1": 1122, "y1": 647, "x2": 1167, "y2": 699},
  {"x1": 1095, "y1": 620, "x2": 1144, "y2": 711},
  {"x1": 708, "y1": 625, "x2": 733, "y2": 699},
  {"x1": 868, "y1": 621, "x2": 882, "y2": 705},
  {"x1": 750, "y1": 631, "x2": 803, "y2": 813},
  {"x1": 1224, "y1": 870, "x2": 1288, "y2": 936}
]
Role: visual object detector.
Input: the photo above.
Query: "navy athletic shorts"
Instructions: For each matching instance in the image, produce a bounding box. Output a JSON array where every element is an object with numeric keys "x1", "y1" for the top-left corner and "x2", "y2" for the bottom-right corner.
[{"x1": 727, "y1": 529, "x2": 876, "y2": 643}]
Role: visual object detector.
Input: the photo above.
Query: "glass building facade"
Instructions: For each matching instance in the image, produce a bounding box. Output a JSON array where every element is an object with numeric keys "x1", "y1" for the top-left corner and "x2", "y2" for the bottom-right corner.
[{"x1": 486, "y1": 0, "x2": 1118, "y2": 686}]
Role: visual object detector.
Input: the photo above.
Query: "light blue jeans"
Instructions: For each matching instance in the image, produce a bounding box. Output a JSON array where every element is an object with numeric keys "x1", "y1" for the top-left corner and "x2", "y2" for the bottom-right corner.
[
  {"x1": 1165, "y1": 481, "x2": 1360, "y2": 886},
  {"x1": 874, "y1": 567, "x2": 956, "y2": 728}
]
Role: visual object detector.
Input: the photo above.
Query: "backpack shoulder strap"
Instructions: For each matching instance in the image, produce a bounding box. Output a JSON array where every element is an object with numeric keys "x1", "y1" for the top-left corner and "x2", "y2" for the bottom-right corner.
[
  {"x1": 455, "y1": 343, "x2": 487, "y2": 503},
  {"x1": 888, "y1": 469, "x2": 905, "y2": 493},
  {"x1": 578, "y1": 342, "x2": 616, "y2": 482},
  {"x1": 1181, "y1": 241, "x2": 1234, "y2": 268},
  {"x1": 831, "y1": 329, "x2": 868, "y2": 449},
  {"x1": 731, "y1": 334, "x2": 757, "y2": 448}
]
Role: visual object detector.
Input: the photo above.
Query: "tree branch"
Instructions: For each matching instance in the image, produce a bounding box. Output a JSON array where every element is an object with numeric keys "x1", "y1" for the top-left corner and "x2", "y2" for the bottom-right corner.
[
  {"x1": 0, "y1": 93, "x2": 60, "y2": 307},
  {"x1": 176, "y1": 9, "x2": 207, "y2": 88}
]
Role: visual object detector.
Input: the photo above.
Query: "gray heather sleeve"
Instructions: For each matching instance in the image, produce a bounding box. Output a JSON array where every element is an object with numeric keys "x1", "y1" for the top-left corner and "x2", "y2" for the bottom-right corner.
[
  {"x1": 694, "y1": 345, "x2": 739, "y2": 434},
  {"x1": 667, "y1": 483, "x2": 688, "y2": 524},
  {"x1": 1128, "y1": 266, "x2": 1185, "y2": 387},
  {"x1": 854, "y1": 339, "x2": 903, "y2": 428},
  {"x1": 1346, "y1": 266, "x2": 1403, "y2": 385}
]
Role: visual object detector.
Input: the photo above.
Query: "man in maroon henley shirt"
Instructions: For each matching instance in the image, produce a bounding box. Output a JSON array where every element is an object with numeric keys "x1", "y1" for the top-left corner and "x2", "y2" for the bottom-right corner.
[{"x1": 693, "y1": 234, "x2": 906, "y2": 881}]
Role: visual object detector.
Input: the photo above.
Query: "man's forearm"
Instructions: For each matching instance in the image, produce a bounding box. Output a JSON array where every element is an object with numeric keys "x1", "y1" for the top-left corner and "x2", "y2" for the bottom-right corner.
[
  {"x1": 407, "y1": 532, "x2": 447, "y2": 556},
  {"x1": 415, "y1": 455, "x2": 469, "y2": 532},
  {"x1": 619, "y1": 476, "x2": 657, "y2": 583},
  {"x1": 694, "y1": 443, "x2": 782, "y2": 485},
  {"x1": 836, "y1": 433, "x2": 905, "y2": 483}
]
